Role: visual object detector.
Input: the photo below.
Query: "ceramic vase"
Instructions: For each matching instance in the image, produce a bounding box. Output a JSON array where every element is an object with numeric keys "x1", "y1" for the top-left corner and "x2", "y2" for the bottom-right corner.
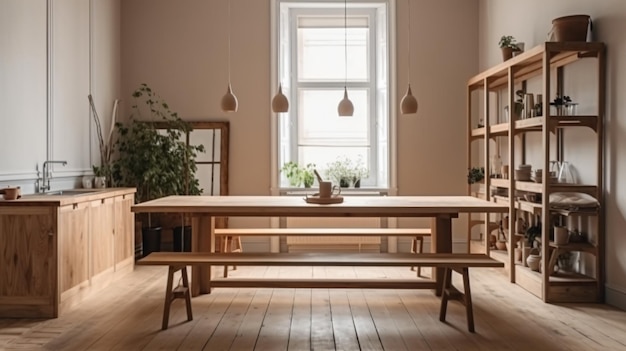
[{"x1": 94, "y1": 176, "x2": 106, "y2": 189}]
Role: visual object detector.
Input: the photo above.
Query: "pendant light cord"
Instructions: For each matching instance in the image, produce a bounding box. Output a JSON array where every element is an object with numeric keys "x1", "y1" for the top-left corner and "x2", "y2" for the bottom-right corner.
[
  {"x1": 407, "y1": 0, "x2": 411, "y2": 85},
  {"x1": 227, "y1": 0, "x2": 231, "y2": 84},
  {"x1": 344, "y1": 0, "x2": 347, "y2": 88}
]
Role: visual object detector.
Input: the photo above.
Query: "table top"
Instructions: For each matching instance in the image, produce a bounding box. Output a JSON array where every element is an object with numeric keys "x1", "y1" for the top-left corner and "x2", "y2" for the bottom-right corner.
[{"x1": 132, "y1": 195, "x2": 507, "y2": 217}]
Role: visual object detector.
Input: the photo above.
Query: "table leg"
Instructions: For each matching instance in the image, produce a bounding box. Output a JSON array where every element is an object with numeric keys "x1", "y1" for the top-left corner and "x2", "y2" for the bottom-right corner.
[
  {"x1": 191, "y1": 215, "x2": 215, "y2": 296},
  {"x1": 431, "y1": 215, "x2": 454, "y2": 296}
]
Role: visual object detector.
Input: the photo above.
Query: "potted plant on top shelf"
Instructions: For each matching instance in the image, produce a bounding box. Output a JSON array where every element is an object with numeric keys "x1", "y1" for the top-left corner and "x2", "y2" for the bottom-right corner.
[
  {"x1": 499, "y1": 35, "x2": 521, "y2": 61},
  {"x1": 111, "y1": 83, "x2": 205, "y2": 256},
  {"x1": 550, "y1": 95, "x2": 577, "y2": 116}
]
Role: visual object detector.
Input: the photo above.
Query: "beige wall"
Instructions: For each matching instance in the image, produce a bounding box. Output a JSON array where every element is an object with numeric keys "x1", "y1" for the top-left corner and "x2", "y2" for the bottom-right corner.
[
  {"x1": 120, "y1": 0, "x2": 479, "y2": 234},
  {"x1": 479, "y1": 0, "x2": 626, "y2": 308}
]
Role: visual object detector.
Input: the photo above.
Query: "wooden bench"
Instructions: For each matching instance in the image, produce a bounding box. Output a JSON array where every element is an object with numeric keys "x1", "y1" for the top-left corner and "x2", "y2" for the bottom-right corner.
[
  {"x1": 214, "y1": 227, "x2": 431, "y2": 277},
  {"x1": 138, "y1": 252, "x2": 503, "y2": 332}
]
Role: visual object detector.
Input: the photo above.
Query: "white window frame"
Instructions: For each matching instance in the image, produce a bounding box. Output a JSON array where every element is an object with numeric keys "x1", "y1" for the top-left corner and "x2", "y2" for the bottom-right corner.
[{"x1": 270, "y1": 0, "x2": 397, "y2": 194}]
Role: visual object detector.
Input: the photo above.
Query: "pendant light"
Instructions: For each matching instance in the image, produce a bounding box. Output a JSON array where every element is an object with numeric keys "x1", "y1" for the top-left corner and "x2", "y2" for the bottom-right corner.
[
  {"x1": 271, "y1": 12, "x2": 289, "y2": 113},
  {"x1": 400, "y1": 0, "x2": 418, "y2": 115},
  {"x1": 221, "y1": 0, "x2": 238, "y2": 112},
  {"x1": 337, "y1": 0, "x2": 354, "y2": 117}
]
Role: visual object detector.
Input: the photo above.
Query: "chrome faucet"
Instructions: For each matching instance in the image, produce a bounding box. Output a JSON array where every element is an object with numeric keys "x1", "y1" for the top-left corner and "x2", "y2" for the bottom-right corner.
[{"x1": 40, "y1": 160, "x2": 68, "y2": 192}]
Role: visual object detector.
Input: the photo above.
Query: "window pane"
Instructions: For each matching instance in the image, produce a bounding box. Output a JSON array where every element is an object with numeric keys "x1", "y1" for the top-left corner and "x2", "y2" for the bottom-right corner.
[
  {"x1": 298, "y1": 27, "x2": 368, "y2": 81},
  {"x1": 298, "y1": 89, "x2": 369, "y2": 145}
]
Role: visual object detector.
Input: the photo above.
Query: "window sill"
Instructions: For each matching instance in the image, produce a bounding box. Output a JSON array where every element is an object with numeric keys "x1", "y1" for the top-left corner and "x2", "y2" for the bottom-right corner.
[{"x1": 279, "y1": 187, "x2": 389, "y2": 196}]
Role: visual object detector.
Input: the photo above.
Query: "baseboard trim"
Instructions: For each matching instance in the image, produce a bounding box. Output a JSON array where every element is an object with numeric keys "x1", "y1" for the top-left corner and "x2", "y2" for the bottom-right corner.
[{"x1": 606, "y1": 285, "x2": 626, "y2": 311}]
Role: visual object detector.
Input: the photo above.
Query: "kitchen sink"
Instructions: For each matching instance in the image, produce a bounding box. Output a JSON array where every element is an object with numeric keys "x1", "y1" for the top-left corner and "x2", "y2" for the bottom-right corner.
[{"x1": 45, "y1": 189, "x2": 102, "y2": 196}]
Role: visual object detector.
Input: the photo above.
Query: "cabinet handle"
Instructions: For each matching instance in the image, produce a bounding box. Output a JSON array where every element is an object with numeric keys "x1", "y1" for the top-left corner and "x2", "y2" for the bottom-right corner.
[{"x1": 48, "y1": 232, "x2": 54, "y2": 237}]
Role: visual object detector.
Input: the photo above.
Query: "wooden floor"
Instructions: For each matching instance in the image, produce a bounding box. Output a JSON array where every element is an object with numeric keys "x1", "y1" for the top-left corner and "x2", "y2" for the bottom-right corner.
[{"x1": 1, "y1": 264, "x2": 625, "y2": 351}]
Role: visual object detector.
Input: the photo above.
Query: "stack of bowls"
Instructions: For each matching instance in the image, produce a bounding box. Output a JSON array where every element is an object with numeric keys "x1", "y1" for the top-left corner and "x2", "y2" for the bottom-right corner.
[
  {"x1": 515, "y1": 165, "x2": 532, "y2": 181},
  {"x1": 532, "y1": 169, "x2": 543, "y2": 183}
]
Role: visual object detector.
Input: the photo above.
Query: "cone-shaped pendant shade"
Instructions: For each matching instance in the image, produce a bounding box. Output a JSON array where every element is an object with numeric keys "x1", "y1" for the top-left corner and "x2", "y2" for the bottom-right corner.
[
  {"x1": 271, "y1": 84, "x2": 289, "y2": 113},
  {"x1": 400, "y1": 84, "x2": 418, "y2": 115},
  {"x1": 221, "y1": 83, "x2": 238, "y2": 112},
  {"x1": 337, "y1": 87, "x2": 354, "y2": 117}
]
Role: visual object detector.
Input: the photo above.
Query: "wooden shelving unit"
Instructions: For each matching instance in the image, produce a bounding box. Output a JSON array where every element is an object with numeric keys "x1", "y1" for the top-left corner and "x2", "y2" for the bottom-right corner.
[{"x1": 466, "y1": 42, "x2": 606, "y2": 303}]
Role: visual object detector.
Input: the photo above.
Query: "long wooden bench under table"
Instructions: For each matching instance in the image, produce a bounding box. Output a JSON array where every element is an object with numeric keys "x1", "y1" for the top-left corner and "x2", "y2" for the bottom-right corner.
[
  {"x1": 138, "y1": 252, "x2": 503, "y2": 332},
  {"x1": 214, "y1": 227, "x2": 432, "y2": 276}
]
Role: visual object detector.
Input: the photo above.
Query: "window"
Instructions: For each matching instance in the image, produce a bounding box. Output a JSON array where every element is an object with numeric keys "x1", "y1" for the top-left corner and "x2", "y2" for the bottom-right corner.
[{"x1": 273, "y1": 0, "x2": 393, "y2": 189}]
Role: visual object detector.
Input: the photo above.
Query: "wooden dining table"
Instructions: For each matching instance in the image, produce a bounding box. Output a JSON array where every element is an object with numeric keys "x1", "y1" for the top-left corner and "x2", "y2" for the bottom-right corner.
[{"x1": 132, "y1": 195, "x2": 507, "y2": 296}]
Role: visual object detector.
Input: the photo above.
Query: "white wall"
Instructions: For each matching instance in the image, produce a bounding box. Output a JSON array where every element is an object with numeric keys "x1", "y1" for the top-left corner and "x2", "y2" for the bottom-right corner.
[
  {"x1": 0, "y1": 0, "x2": 121, "y2": 193},
  {"x1": 479, "y1": 0, "x2": 626, "y2": 309}
]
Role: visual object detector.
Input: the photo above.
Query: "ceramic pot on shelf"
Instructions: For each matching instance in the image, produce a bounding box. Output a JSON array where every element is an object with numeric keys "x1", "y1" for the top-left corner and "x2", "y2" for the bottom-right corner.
[{"x1": 526, "y1": 249, "x2": 541, "y2": 272}]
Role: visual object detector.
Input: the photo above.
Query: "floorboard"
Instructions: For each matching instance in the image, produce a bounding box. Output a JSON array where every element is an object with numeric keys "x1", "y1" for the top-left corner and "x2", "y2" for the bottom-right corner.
[{"x1": 0, "y1": 265, "x2": 624, "y2": 351}]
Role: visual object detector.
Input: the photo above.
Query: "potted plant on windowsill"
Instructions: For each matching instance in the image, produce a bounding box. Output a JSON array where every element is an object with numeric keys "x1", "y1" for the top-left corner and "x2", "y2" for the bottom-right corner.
[
  {"x1": 280, "y1": 162, "x2": 316, "y2": 188},
  {"x1": 111, "y1": 83, "x2": 205, "y2": 257},
  {"x1": 326, "y1": 157, "x2": 354, "y2": 188}
]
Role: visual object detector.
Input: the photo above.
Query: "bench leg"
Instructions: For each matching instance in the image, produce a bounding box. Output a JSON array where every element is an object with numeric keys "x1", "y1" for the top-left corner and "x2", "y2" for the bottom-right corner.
[
  {"x1": 162, "y1": 265, "x2": 193, "y2": 330},
  {"x1": 223, "y1": 236, "x2": 242, "y2": 278},
  {"x1": 439, "y1": 267, "x2": 451, "y2": 325},
  {"x1": 461, "y1": 267, "x2": 475, "y2": 333},
  {"x1": 439, "y1": 267, "x2": 475, "y2": 333},
  {"x1": 181, "y1": 266, "x2": 193, "y2": 322},
  {"x1": 410, "y1": 236, "x2": 424, "y2": 277}
]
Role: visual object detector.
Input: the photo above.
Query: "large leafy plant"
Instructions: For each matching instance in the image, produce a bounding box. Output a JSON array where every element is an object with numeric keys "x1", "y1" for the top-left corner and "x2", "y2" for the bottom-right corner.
[{"x1": 111, "y1": 84, "x2": 205, "y2": 204}]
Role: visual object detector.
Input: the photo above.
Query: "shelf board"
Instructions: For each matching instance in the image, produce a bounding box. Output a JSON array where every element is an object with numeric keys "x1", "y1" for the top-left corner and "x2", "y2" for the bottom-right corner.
[
  {"x1": 470, "y1": 127, "x2": 485, "y2": 138},
  {"x1": 489, "y1": 249, "x2": 509, "y2": 264},
  {"x1": 548, "y1": 271, "x2": 597, "y2": 284},
  {"x1": 467, "y1": 42, "x2": 605, "y2": 91},
  {"x1": 489, "y1": 123, "x2": 509, "y2": 137},
  {"x1": 548, "y1": 241, "x2": 597, "y2": 253},
  {"x1": 490, "y1": 178, "x2": 510, "y2": 188},
  {"x1": 513, "y1": 115, "x2": 599, "y2": 133},
  {"x1": 492, "y1": 196, "x2": 542, "y2": 215},
  {"x1": 515, "y1": 181, "x2": 541, "y2": 192}
]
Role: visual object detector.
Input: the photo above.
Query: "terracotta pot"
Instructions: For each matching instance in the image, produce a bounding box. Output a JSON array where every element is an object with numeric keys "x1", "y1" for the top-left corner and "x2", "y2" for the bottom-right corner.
[
  {"x1": 495, "y1": 240, "x2": 507, "y2": 251},
  {"x1": 501, "y1": 47, "x2": 513, "y2": 61},
  {"x1": 552, "y1": 15, "x2": 590, "y2": 42},
  {"x1": 1, "y1": 187, "x2": 21, "y2": 200}
]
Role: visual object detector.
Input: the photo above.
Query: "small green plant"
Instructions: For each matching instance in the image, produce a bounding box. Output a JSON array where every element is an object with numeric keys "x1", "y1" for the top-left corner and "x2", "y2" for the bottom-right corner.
[
  {"x1": 281, "y1": 162, "x2": 317, "y2": 188},
  {"x1": 551, "y1": 95, "x2": 572, "y2": 106},
  {"x1": 301, "y1": 163, "x2": 316, "y2": 188},
  {"x1": 499, "y1": 35, "x2": 520, "y2": 50},
  {"x1": 92, "y1": 165, "x2": 109, "y2": 178},
  {"x1": 525, "y1": 221, "x2": 542, "y2": 248},
  {"x1": 467, "y1": 167, "x2": 485, "y2": 184},
  {"x1": 281, "y1": 161, "x2": 301, "y2": 187},
  {"x1": 111, "y1": 83, "x2": 205, "y2": 204}
]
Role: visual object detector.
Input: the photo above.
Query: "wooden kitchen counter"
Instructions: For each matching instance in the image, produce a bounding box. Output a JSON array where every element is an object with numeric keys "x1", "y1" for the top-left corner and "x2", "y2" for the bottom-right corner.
[{"x1": 0, "y1": 187, "x2": 136, "y2": 318}]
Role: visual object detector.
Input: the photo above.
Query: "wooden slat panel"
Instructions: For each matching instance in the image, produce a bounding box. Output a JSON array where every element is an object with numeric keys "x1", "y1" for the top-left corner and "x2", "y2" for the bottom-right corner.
[
  {"x1": 114, "y1": 195, "x2": 134, "y2": 269},
  {"x1": 90, "y1": 199, "x2": 115, "y2": 277},
  {"x1": 58, "y1": 203, "x2": 89, "y2": 294}
]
